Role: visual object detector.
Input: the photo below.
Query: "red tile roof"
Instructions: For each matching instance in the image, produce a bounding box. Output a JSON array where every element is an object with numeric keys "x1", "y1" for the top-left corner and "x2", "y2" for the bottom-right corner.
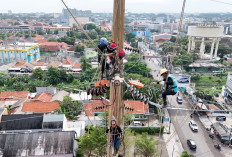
[
  {"x1": 0, "y1": 91, "x2": 29, "y2": 101},
  {"x1": 48, "y1": 61, "x2": 62, "y2": 68},
  {"x1": 39, "y1": 42, "x2": 68, "y2": 52},
  {"x1": 73, "y1": 63, "x2": 81, "y2": 69},
  {"x1": 14, "y1": 61, "x2": 26, "y2": 67},
  {"x1": 62, "y1": 59, "x2": 75, "y2": 66},
  {"x1": 34, "y1": 23, "x2": 43, "y2": 26},
  {"x1": 83, "y1": 100, "x2": 148, "y2": 116},
  {"x1": 36, "y1": 62, "x2": 45, "y2": 66},
  {"x1": 22, "y1": 102, "x2": 60, "y2": 113},
  {"x1": 33, "y1": 92, "x2": 53, "y2": 102}
]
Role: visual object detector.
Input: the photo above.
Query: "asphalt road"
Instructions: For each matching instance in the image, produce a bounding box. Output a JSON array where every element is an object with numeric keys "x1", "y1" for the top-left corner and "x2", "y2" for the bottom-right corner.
[{"x1": 143, "y1": 46, "x2": 224, "y2": 157}]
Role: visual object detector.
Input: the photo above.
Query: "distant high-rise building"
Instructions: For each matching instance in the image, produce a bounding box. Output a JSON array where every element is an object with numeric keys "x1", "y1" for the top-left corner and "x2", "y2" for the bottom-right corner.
[{"x1": 8, "y1": 10, "x2": 12, "y2": 15}]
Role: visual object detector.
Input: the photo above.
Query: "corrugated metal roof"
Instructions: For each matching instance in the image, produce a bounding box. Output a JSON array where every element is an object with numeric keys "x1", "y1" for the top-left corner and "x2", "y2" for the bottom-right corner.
[
  {"x1": 43, "y1": 114, "x2": 65, "y2": 122},
  {"x1": 0, "y1": 131, "x2": 76, "y2": 156}
]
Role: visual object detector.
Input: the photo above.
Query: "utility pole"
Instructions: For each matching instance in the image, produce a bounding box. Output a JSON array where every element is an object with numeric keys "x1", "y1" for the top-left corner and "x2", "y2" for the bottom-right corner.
[{"x1": 106, "y1": 0, "x2": 125, "y2": 156}]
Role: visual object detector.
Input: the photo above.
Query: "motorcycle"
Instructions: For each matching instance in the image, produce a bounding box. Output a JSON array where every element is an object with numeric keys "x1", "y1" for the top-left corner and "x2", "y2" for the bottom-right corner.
[
  {"x1": 209, "y1": 133, "x2": 214, "y2": 139},
  {"x1": 214, "y1": 144, "x2": 221, "y2": 151}
]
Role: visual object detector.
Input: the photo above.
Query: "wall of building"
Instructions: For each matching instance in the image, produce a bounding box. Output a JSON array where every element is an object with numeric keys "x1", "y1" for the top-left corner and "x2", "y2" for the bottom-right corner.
[
  {"x1": 0, "y1": 44, "x2": 40, "y2": 64},
  {"x1": 188, "y1": 26, "x2": 224, "y2": 38},
  {"x1": 0, "y1": 108, "x2": 8, "y2": 122}
]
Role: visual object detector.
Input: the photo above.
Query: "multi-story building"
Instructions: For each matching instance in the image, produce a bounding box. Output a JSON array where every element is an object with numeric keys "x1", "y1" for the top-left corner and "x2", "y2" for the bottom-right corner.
[
  {"x1": 0, "y1": 42, "x2": 40, "y2": 64},
  {"x1": 223, "y1": 72, "x2": 232, "y2": 105}
]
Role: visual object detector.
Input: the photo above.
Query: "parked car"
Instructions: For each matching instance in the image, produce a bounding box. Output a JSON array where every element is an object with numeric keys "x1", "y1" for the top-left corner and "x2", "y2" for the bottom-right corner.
[
  {"x1": 177, "y1": 77, "x2": 189, "y2": 83},
  {"x1": 189, "y1": 120, "x2": 198, "y2": 132},
  {"x1": 187, "y1": 139, "x2": 197, "y2": 150},
  {"x1": 176, "y1": 96, "x2": 183, "y2": 104}
]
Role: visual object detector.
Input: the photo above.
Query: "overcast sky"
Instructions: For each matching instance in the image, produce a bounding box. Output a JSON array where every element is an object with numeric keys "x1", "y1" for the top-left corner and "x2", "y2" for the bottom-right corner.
[{"x1": 1, "y1": 0, "x2": 232, "y2": 13}]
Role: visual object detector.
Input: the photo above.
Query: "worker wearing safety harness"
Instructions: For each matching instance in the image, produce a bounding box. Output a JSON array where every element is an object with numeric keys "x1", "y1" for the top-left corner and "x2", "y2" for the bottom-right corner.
[
  {"x1": 96, "y1": 38, "x2": 115, "y2": 79},
  {"x1": 106, "y1": 118, "x2": 122, "y2": 156},
  {"x1": 156, "y1": 69, "x2": 178, "y2": 107}
]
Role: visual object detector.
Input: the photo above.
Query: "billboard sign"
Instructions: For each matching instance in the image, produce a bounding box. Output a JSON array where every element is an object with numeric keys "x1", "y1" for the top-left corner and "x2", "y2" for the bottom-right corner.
[{"x1": 172, "y1": 75, "x2": 191, "y2": 88}]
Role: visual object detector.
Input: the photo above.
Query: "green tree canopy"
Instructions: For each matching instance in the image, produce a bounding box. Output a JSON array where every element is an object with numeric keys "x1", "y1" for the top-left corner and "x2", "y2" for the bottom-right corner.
[
  {"x1": 84, "y1": 23, "x2": 97, "y2": 30},
  {"x1": 181, "y1": 151, "x2": 194, "y2": 157},
  {"x1": 217, "y1": 44, "x2": 232, "y2": 58},
  {"x1": 75, "y1": 44, "x2": 85, "y2": 52},
  {"x1": 46, "y1": 66, "x2": 61, "y2": 85},
  {"x1": 58, "y1": 95, "x2": 82, "y2": 120},
  {"x1": 125, "y1": 32, "x2": 136, "y2": 43},
  {"x1": 78, "y1": 126, "x2": 107, "y2": 156},
  {"x1": 32, "y1": 67, "x2": 45, "y2": 80},
  {"x1": 135, "y1": 132, "x2": 159, "y2": 157}
]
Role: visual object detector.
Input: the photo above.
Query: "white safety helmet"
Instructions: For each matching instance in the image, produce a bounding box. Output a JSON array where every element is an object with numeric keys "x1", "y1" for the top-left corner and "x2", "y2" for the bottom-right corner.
[{"x1": 100, "y1": 37, "x2": 108, "y2": 44}]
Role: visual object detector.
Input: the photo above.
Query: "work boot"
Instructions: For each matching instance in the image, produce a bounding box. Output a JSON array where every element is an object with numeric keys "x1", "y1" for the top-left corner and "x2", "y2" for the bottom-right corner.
[{"x1": 163, "y1": 99, "x2": 167, "y2": 108}]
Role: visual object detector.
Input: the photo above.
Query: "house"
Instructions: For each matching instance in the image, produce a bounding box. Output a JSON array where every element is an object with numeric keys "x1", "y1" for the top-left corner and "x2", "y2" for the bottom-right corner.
[
  {"x1": 187, "y1": 62, "x2": 224, "y2": 73},
  {"x1": 64, "y1": 120, "x2": 85, "y2": 137},
  {"x1": 47, "y1": 61, "x2": 62, "y2": 68},
  {"x1": 62, "y1": 59, "x2": 75, "y2": 71},
  {"x1": 0, "y1": 108, "x2": 8, "y2": 122},
  {"x1": 73, "y1": 63, "x2": 82, "y2": 73},
  {"x1": 43, "y1": 114, "x2": 66, "y2": 129},
  {"x1": 70, "y1": 92, "x2": 91, "y2": 102},
  {"x1": 0, "y1": 91, "x2": 29, "y2": 108},
  {"x1": 50, "y1": 90, "x2": 69, "y2": 102},
  {"x1": 83, "y1": 100, "x2": 149, "y2": 120},
  {"x1": 100, "y1": 23, "x2": 112, "y2": 31},
  {"x1": 33, "y1": 92, "x2": 53, "y2": 102},
  {"x1": 33, "y1": 22, "x2": 44, "y2": 31},
  {"x1": 0, "y1": 114, "x2": 43, "y2": 130},
  {"x1": 22, "y1": 102, "x2": 60, "y2": 114},
  {"x1": 39, "y1": 42, "x2": 68, "y2": 52},
  {"x1": 222, "y1": 72, "x2": 232, "y2": 105},
  {"x1": 36, "y1": 87, "x2": 56, "y2": 95},
  {"x1": 0, "y1": 131, "x2": 77, "y2": 157}
]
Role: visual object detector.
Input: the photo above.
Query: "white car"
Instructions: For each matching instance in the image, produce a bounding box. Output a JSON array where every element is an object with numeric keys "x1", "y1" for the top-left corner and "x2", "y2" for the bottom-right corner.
[{"x1": 189, "y1": 120, "x2": 198, "y2": 132}]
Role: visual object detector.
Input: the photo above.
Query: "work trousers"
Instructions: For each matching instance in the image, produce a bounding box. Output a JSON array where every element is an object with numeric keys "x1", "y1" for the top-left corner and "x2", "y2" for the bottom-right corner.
[
  {"x1": 112, "y1": 138, "x2": 120, "y2": 155},
  {"x1": 162, "y1": 90, "x2": 176, "y2": 102}
]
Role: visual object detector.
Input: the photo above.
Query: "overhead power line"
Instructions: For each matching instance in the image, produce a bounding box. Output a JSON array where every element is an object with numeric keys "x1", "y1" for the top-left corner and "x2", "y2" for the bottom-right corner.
[{"x1": 210, "y1": 0, "x2": 232, "y2": 6}]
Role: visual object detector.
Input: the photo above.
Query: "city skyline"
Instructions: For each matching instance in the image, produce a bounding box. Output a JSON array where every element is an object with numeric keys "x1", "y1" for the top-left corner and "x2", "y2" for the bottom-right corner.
[{"x1": 1, "y1": 0, "x2": 232, "y2": 14}]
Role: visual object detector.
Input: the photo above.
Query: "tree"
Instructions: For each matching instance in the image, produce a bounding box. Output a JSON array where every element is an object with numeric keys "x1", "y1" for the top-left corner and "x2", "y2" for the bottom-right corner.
[
  {"x1": 181, "y1": 151, "x2": 194, "y2": 157},
  {"x1": 125, "y1": 32, "x2": 136, "y2": 43},
  {"x1": 54, "y1": 29, "x2": 59, "y2": 34},
  {"x1": 59, "y1": 67, "x2": 68, "y2": 82},
  {"x1": 75, "y1": 44, "x2": 85, "y2": 52},
  {"x1": 58, "y1": 36, "x2": 75, "y2": 45},
  {"x1": 46, "y1": 66, "x2": 61, "y2": 85},
  {"x1": 170, "y1": 36, "x2": 176, "y2": 42},
  {"x1": 38, "y1": 28, "x2": 44, "y2": 35},
  {"x1": 123, "y1": 129, "x2": 134, "y2": 157},
  {"x1": 78, "y1": 126, "x2": 107, "y2": 156},
  {"x1": 14, "y1": 22, "x2": 20, "y2": 25},
  {"x1": 46, "y1": 29, "x2": 51, "y2": 34},
  {"x1": 124, "y1": 113, "x2": 133, "y2": 126},
  {"x1": 58, "y1": 95, "x2": 82, "y2": 120},
  {"x1": 48, "y1": 38, "x2": 57, "y2": 42},
  {"x1": 32, "y1": 67, "x2": 45, "y2": 80},
  {"x1": 99, "y1": 110, "x2": 109, "y2": 128},
  {"x1": 67, "y1": 73, "x2": 74, "y2": 83},
  {"x1": 135, "y1": 132, "x2": 159, "y2": 157},
  {"x1": 217, "y1": 44, "x2": 232, "y2": 58},
  {"x1": 78, "y1": 133, "x2": 95, "y2": 157},
  {"x1": 80, "y1": 57, "x2": 92, "y2": 72},
  {"x1": 83, "y1": 23, "x2": 97, "y2": 30},
  {"x1": 79, "y1": 67, "x2": 98, "y2": 82}
]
